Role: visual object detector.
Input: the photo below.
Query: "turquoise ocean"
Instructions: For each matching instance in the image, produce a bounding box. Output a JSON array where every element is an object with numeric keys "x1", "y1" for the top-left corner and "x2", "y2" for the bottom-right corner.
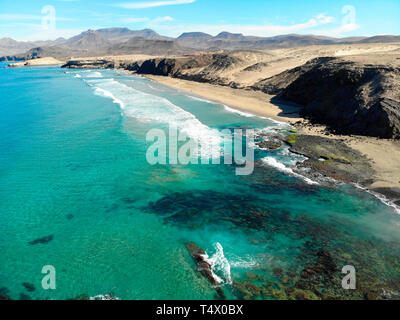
[{"x1": 1, "y1": 63, "x2": 400, "y2": 300}]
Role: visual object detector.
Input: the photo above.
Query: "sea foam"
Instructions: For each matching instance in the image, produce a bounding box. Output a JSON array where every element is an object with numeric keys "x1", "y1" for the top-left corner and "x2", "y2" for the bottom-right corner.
[
  {"x1": 262, "y1": 156, "x2": 319, "y2": 185},
  {"x1": 86, "y1": 78, "x2": 223, "y2": 158},
  {"x1": 201, "y1": 243, "x2": 232, "y2": 285}
]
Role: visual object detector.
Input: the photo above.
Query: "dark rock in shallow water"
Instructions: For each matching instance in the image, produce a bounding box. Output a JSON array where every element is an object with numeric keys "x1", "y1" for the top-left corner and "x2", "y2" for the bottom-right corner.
[
  {"x1": 0, "y1": 293, "x2": 11, "y2": 300},
  {"x1": 287, "y1": 134, "x2": 375, "y2": 184},
  {"x1": 106, "y1": 203, "x2": 119, "y2": 213},
  {"x1": 121, "y1": 198, "x2": 136, "y2": 204},
  {"x1": 19, "y1": 293, "x2": 32, "y2": 300},
  {"x1": 67, "y1": 294, "x2": 90, "y2": 300},
  {"x1": 185, "y1": 242, "x2": 225, "y2": 299},
  {"x1": 62, "y1": 59, "x2": 114, "y2": 69},
  {"x1": 256, "y1": 139, "x2": 283, "y2": 150},
  {"x1": 233, "y1": 280, "x2": 262, "y2": 300},
  {"x1": 371, "y1": 187, "x2": 400, "y2": 202},
  {"x1": 297, "y1": 249, "x2": 338, "y2": 293},
  {"x1": 28, "y1": 235, "x2": 54, "y2": 245},
  {"x1": 0, "y1": 287, "x2": 9, "y2": 295},
  {"x1": 22, "y1": 282, "x2": 35, "y2": 292},
  {"x1": 148, "y1": 190, "x2": 273, "y2": 230}
]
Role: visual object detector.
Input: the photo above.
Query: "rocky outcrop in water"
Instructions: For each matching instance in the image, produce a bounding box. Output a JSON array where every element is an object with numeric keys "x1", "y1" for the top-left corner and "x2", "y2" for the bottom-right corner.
[
  {"x1": 185, "y1": 242, "x2": 225, "y2": 299},
  {"x1": 62, "y1": 59, "x2": 115, "y2": 69},
  {"x1": 286, "y1": 134, "x2": 375, "y2": 184},
  {"x1": 255, "y1": 57, "x2": 400, "y2": 139},
  {"x1": 28, "y1": 235, "x2": 54, "y2": 245}
]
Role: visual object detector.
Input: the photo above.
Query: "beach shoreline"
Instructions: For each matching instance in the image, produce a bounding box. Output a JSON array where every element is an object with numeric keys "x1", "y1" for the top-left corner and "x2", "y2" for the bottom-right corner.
[{"x1": 141, "y1": 74, "x2": 400, "y2": 203}]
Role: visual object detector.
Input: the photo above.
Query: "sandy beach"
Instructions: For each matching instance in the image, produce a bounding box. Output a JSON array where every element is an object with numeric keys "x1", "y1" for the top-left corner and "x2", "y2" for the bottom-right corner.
[
  {"x1": 144, "y1": 74, "x2": 303, "y2": 123},
  {"x1": 8, "y1": 57, "x2": 64, "y2": 67}
]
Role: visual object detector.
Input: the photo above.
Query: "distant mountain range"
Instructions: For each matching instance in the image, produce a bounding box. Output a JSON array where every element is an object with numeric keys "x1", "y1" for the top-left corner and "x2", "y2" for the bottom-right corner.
[{"x1": 1, "y1": 27, "x2": 400, "y2": 61}]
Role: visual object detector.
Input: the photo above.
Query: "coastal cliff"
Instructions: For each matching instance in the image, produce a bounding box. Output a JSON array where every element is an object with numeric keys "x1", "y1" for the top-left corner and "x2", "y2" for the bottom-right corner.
[
  {"x1": 254, "y1": 56, "x2": 400, "y2": 139},
  {"x1": 60, "y1": 48, "x2": 400, "y2": 203},
  {"x1": 61, "y1": 50, "x2": 400, "y2": 140}
]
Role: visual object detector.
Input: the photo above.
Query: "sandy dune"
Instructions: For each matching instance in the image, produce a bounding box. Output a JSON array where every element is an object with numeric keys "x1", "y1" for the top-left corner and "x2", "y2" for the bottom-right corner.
[{"x1": 9, "y1": 57, "x2": 63, "y2": 67}]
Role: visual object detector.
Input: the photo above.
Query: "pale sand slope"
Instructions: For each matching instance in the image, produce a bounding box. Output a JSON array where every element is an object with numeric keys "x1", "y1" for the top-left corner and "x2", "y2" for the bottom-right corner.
[
  {"x1": 144, "y1": 74, "x2": 400, "y2": 190},
  {"x1": 178, "y1": 43, "x2": 400, "y2": 87},
  {"x1": 144, "y1": 75, "x2": 302, "y2": 123},
  {"x1": 10, "y1": 57, "x2": 63, "y2": 67}
]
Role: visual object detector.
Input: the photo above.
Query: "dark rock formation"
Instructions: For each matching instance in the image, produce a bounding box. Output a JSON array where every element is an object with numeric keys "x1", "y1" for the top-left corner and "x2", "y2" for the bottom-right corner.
[
  {"x1": 62, "y1": 59, "x2": 115, "y2": 69},
  {"x1": 129, "y1": 52, "x2": 259, "y2": 88},
  {"x1": 255, "y1": 57, "x2": 400, "y2": 139},
  {"x1": 28, "y1": 235, "x2": 54, "y2": 245},
  {"x1": 67, "y1": 294, "x2": 90, "y2": 300},
  {"x1": 185, "y1": 242, "x2": 225, "y2": 299},
  {"x1": 19, "y1": 293, "x2": 32, "y2": 300},
  {"x1": 22, "y1": 282, "x2": 35, "y2": 292},
  {"x1": 126, "y1": 55, "x2": 214, "y2": 77},
  {"x1": 256, "y1": 139, "x2": 283, "y2": 150},
  {"x1": 287, "y1": 134, "x2": 375, "y2": 184},
  {"x1": 232, "y1": 280, "x2": 262, "y2": 300}
]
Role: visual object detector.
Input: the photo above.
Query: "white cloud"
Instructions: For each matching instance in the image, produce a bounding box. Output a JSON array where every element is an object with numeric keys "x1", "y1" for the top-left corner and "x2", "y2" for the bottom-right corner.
[
  {"x1": 115, "y1": 0, "x2": 195, "y2": 9},
  {"x1": 153, "y1": 13, "x2": 337, "y2": 37},
  {"x1": 121, "y1": 15, "x2": 174, "y2": 25},
  {"x1": 153, "y1": 16, "x2": 174, "y2": 22},
  {"x1": 313, "y1": 23, "x2": 360, "y2": 37}
]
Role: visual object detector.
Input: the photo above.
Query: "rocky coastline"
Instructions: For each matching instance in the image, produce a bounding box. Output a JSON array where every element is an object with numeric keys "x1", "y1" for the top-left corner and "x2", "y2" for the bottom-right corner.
[{"x1": 61, "y1": 52, "x2": 400, "y2": 210}]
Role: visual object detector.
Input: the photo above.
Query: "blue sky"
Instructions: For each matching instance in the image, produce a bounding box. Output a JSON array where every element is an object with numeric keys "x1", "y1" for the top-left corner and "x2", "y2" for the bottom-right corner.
[{"x1": 0, "y1": 0, "x2": 399, "y2": 41}]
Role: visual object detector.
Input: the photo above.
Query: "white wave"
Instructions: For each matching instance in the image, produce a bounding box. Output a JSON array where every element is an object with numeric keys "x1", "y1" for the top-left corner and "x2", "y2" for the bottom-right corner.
[
  {"x1": 188, "y1": 95, "x2": 214, "y2": 104},
  {"x1": 222, "y1": 105, "x2": 291, "y2": 129},
  {"x1": 354, "y1": 184, "x2": 400, "y2": 215},
  {"x1": 93, "y1": 87, "x2": 125, "y2": 109},
  {"x1": 262, "y1": 156, "x2": 319, "y2": 185},
  {"x1": 229, "y1": 256, "x2": 259, "y2": 269},
  {"x1": 85, "y1": 71, "x2": 103, "y2": 78},
  {"x1": 201, "y1": 243, "x2": 232, "y2": 285},
  {"x1": 86, "y1": 78, "x2": 222, "y2": 158},
  {"x1": 223, "y1": 105, "x2": 255, "y2": 118},
  {"x1": 90, "y1": 294, "x2": 120, "y2": 300},
  {"x1": 74, "y1": 74, "x2": 81, "y2": 78}
]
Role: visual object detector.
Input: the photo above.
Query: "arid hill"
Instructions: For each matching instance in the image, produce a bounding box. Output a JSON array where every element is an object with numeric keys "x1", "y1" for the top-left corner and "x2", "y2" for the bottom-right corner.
[
  {"x1": 115, "y1": 44, "x2": 400, "y2": 139},
  {"x1": 254, "y1": 55, "x2": 400, "y2": 139},
  {"x1": 2, "y1": 28, "x2": 400, "y2": 61}
]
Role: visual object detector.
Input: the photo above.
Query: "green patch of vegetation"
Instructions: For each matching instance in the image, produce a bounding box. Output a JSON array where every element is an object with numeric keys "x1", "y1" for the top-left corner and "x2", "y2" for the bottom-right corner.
[{"x1": 286, "y1": 134, "x2": 297, "y2": 145}]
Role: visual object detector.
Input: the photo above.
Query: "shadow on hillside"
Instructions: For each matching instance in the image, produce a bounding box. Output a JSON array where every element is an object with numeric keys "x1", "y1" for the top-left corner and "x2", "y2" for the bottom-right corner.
[{"x1": 270, "y1": 96, "x2": 303, "y2": 119}]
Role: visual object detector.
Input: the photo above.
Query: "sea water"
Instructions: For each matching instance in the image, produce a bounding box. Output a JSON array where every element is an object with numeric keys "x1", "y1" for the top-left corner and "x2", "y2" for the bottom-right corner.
[{"x1": 1, "y1": 66, "x2": 400, "y2": 300}]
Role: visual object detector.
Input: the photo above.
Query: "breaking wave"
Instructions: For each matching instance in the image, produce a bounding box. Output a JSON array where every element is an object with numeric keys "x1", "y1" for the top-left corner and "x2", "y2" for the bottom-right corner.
[
  {"x1": 85, "y1": 78, "x2": 223, "y2": 158},
  {"x1": 223, "y1": 105, "x2": 255, "y2": 118},
  {"x1": 201, "y1": 243, "x2": 232, "y2": 285},
  {"x1": 262, "y1": 156, "x2": 319, "y2": 185},
  {"x1": 354, "y1": 184, "x2": 400, "y2": 215},
  {"x1": 90, "y1": 294, "x2": 120, "y2": 300},
  {"x1": 85, "y1": 71, "x2": 103, "y2": 78}
]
